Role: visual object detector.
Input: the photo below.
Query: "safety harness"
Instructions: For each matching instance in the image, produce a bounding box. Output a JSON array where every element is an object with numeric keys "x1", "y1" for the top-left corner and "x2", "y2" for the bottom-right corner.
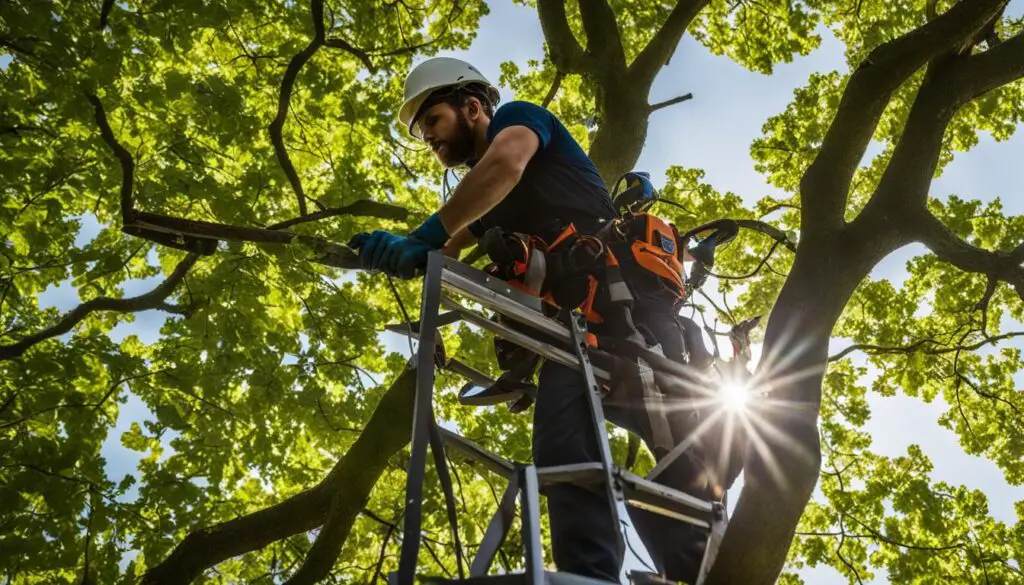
[{"x1": 466, "y1": 173, "x2": 752, "y2": 500}]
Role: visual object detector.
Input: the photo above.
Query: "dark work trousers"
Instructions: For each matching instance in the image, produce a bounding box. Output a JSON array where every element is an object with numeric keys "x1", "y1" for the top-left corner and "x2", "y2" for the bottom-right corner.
[{"x1": 532, "y1": 304, "x2": 708, "y2": 583}]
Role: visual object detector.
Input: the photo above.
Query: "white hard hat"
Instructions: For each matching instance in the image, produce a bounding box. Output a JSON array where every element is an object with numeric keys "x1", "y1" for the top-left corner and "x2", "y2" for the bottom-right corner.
[{"x1": 398, "y1": 57, "x2": 499, "y2": 138}]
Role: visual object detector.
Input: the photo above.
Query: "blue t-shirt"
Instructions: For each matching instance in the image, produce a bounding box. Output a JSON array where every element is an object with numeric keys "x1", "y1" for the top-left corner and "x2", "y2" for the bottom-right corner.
[{"x1": 468, "y1": 101, "x2": 616, "y2": 240}]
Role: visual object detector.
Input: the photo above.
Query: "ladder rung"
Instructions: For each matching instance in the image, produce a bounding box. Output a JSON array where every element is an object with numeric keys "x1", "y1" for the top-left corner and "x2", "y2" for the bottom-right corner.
[
  {"x1": 536, "y1": 462, "x2": 604, "y2": 486},
  {"x1": 439, "y1": 428, "x2": 516, "y2": 478},
  {"x1": 535, "y1": 463, "x2": 715, "y2": 529},
  {"x1": 440, "y1": 298, "x2": 612, "y2": 381},
  {"x1": 619, "y1": 469, "x2": 714, "y2": 515},
  {"x1": 438, "y1": 431, "x2": 716, "y2": 529},
  {"x1": 618, "y1": 469, "x2": 714, "y2": 530}
]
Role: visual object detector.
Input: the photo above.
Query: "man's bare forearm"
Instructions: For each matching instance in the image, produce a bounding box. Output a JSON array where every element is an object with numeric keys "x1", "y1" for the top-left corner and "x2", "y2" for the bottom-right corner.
[
  {"x1": 437, "y1": 156, "x2": 521, "y2": 235},
  {"x1": 436, "y1": 126, "x2": 538, "y2": 236},
  {"x1": 443, "y1": 227, "x2": 476, "y2": 258}
]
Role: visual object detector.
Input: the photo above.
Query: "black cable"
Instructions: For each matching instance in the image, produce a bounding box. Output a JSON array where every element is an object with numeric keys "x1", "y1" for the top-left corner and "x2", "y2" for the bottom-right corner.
[
  {"x1": 385, "y1": 274, "x2": 415, "y2": 358},
  {"x1": 621, "y1": 519, "x2": 657, "y2": 573}
]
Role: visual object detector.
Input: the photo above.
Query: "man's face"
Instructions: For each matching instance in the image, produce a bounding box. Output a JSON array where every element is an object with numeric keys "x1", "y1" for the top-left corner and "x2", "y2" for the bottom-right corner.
[{"x1": 416, "y1": 102, "x2": 475, "y2": 168}]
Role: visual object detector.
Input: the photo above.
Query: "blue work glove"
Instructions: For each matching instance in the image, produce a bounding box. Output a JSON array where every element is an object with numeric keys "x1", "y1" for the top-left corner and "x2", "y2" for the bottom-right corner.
[
  {"x1": 349, "y1": 230, "x2": 403, "y2": 272},
  {"x1": 408, "y1": 213, "x2": 450, "y2": 249},
  {"x1": 347, "y1": 231, "x2": 431, "y2": 279},
  {"x1": 349, "y1": 214, "x2": 451, "y2": 279}
]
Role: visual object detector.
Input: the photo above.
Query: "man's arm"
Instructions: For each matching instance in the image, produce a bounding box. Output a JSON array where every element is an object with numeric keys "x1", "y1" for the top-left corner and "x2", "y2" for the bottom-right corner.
[
  {"x1": 442, "y1": 227, "x2": 476, "y2": 258},
  {"x1": 437, "y1": 126, "x2": 540, "y2": 235}
]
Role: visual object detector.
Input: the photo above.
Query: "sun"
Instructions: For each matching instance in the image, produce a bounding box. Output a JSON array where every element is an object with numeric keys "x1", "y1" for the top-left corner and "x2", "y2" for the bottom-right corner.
[{"x1": 719, "y1": 382, "x2": 751, "y2": 413}]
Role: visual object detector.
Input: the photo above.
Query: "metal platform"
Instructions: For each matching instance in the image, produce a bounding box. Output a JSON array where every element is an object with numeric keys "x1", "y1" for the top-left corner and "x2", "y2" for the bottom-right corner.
[{"x1": 392, "y1": 252, "x2": 726, "y2": 585}]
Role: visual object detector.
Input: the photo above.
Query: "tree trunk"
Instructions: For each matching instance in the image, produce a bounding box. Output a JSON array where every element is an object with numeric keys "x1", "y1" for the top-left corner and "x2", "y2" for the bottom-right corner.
[
  {"x1": 705, "y1": 237, "x2": 874, "y2": 584},
  {"x1": 142, "y1": 367, "x2": 416, "y2": 585},
  {"x1": 589, "y1": 85, "x2": 651, "y2": 188}
]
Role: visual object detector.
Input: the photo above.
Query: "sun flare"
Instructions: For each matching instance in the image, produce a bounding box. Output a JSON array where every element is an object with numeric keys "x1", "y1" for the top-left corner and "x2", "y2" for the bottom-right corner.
[{"x1": 719, "y1": 382, "x2": 751, "y2": 412}]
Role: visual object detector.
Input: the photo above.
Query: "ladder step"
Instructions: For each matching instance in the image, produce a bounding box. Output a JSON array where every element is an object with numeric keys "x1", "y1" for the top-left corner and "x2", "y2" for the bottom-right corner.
[
  {"x1": 536, "y1": 462, "x2": 604, "y2": 485},
  {"x1": 424, "y1": 570, "x2": 618, "y2": 585},
  {"x1": 534, "y1": 463, "x2": 715, "y2": 529},
  {"x1": 439, "y1": 431, "x2": 718, "y2": 531},
  {"x1": 619, "y1": 469, "x2": 714, "y2": 530}
]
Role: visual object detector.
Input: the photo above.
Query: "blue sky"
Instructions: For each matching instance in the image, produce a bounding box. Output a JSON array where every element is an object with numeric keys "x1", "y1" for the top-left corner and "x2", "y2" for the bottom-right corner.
[{"x1": 28, "y1": 0, "x2": 1023, "y2": 582}]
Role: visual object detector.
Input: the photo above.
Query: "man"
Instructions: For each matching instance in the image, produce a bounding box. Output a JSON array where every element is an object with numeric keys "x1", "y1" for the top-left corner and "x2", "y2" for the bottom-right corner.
[{"x1": 351, "y1": 57, "x2": 706, "y2": 583}]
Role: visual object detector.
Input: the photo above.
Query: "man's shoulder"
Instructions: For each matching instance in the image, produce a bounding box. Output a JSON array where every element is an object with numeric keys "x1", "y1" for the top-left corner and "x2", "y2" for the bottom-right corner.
[
  {"x1": 495, "y1": 100, "x2": 552, "y2": 117},
  {"x1": 490, "y1": 100, "x2": 556, "y2": 130}
]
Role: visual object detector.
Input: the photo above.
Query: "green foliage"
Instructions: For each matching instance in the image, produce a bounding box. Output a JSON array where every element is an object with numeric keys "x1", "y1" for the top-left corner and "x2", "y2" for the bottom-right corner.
[{"x1": 2, "y1": 0, "x2": 1023, "y2": 583}]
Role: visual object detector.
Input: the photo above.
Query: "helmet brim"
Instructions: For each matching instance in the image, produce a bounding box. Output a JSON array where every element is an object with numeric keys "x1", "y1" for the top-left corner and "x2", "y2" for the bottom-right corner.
[{"x1": 399, "y1": 89, "x2": 434, "y2": 139}]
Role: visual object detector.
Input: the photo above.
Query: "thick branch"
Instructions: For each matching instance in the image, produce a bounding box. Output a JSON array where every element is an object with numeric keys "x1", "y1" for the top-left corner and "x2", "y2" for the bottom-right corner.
[
  {"x1": 578, "y1": 0, "x2": 627, "y2": 68},
  {"x1": 856, "y1": 32, "x2": 1024, "y2": 228},
  {"x1": 86, "y1": 94, "x2": 134, "y2": 224},
  {"x1": 913, "y1": 208, "x2": 1024, "y2": 302},
  {"x1": 950, "y1": 30, "x2": 1024, "y2": 103},
  {"x1": 265, "y1": 200, "x2": 409, "y2": 230},
  {"x1": 270, "y1": 0, "x2": 328, "y2": 217},
  {"x1": 800, "y1": 0, "x2": 1008, "y2": 237},
  {"x1": 0, "y1": 254, "x2": 198, "y2": 361},
  {"x1": 537, "y1": 0, "x2": 590, "y2": 73},
  {"x1": 141, "y1": 367, "x2": 416, "y2": 585},
  {"x1": 630, "y1": 0, "x2": 710, "y2": 87},
  {"x1": 857, "y1": 60, "x2": 961, "y2": 218}
]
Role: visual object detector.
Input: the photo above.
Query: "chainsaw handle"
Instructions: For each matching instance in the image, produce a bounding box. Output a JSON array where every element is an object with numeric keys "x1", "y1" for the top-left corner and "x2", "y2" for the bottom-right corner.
[
  {"x1": 682, "y1": 219, "x2": 738, "y2": 294},
  {"x1": 681, "y1": 219, "x2": 739, "y2": 266}
]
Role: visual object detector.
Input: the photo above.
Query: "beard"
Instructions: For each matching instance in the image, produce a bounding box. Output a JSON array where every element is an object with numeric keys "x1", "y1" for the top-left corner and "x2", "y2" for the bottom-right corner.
[{"x1": 435, "y1": 113, "x2": 475, "y2": 168}]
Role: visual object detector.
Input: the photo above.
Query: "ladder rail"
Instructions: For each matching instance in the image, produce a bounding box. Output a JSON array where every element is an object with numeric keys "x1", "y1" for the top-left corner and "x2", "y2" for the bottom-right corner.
[
  {"x1": 396, "y1": 253, "x2": 446, "y2": 585},
  {"x1": 395, "y1": 252, "x2": 726, "y2": 585}
]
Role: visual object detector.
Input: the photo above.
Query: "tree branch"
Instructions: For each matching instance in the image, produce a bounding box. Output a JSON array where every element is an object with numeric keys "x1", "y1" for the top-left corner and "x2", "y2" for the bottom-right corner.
[
  {"x1": 856, "y1": 59, "x2": 962, "y2": 219},
  {"x1": 123, "y1": 210, "x2": 363, "y2": 270},
  {"x1": 323, "y1": 37, "x2": 375, "y2": 72},
  {"x1": 265, "y1": 199, "x2": 409, "y2": 230},
  {"x1": 857, "y1": 31, "x2": 1024, "y2": 230},
  {"x1": 541, "y1": 71, "x2": 565, "y2": 108},
  {"x1": 630, "y1": 0, "x2": 710, "y2": 87},
  {"x1": 141, "y1": 367, "x2": 416, "y2": 585},
  {"x1": 0, "y1": 254, "x2": 198, "y2": 361},
  {"x1": 578, "y1": 0, "x2": 627, "y2": 68},
  {"x1": 735, "y1": 219, "x2": 798, "y2": 252},
  {"x1": 270, "y1": 0, "x2": 329, "y2": 217},
  {"x1": 828, "y1": 330, "x2": 1024, "y2": 362},
  {"x1": 709, "y1": 240, "x2": 782, "y2": 280},
  {"x1": 649, "y1": 92, "x2": 693, "y2": 112},
  {"x1": 98, "y1": 0, "x2": 115, "y2": 30},
  {"x1": 537, "y1": 0, "x2": 591, "y2": 74},
  {"x1": 0, "y1": 370, "x2": 159, "y2": 430},
  {"x1": 369, "y1": 509, "x2": 403, "y2": 585},
  {"x1": 799, "y1": 0, "x2": 1009, "y2": 237},
  {"x1": 86, "y1": 94, "x2": 134, "y2": 224},
  {"x1": 912, "y1": 208, "x2": 1024, "y2": 302},
  {"x1": 949, "y1": 30, "x2": 1024, "y2": 103}
]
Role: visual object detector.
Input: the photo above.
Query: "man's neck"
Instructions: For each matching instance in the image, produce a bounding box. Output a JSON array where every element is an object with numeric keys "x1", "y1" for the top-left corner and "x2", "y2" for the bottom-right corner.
[{"x1": 471, "y1": 116, "x2": 491, "y2": 161}]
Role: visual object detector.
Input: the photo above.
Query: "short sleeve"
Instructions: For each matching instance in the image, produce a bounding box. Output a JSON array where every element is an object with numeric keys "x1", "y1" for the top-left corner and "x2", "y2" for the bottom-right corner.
[{"x1": 486, "y1": 101, "x2": 555, "y2": 150}]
